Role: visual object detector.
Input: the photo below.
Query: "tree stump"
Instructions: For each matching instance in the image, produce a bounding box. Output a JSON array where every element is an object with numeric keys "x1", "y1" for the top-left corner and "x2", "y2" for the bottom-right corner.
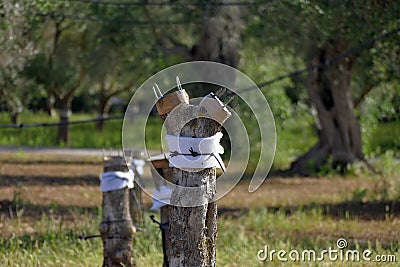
[{"x1": 100, "y1": 156, "x2": 135, "y2": 267}]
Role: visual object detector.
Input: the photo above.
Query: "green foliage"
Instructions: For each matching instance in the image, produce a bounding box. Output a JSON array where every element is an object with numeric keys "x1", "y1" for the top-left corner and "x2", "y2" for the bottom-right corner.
[
  {"x1": 363, "y1": 122, "x2": 400, "y2": 157},
  {"x1": 377, "y1": 150, "x2": 400, "y2": 201},
  {"x1": 0, "y1": 0, "x2": 38, "y2": 122},
  {"x1": 245, "y1": 0, "x2": 400, "y2": 171},
  {"x1": 0, "y1": 0, "x2": 399, "y2": 172},
  {"x1": 346, "y1": 150, "x2": 400, "y2": 202},
  {"x1": 0, "y1": 112, "x2": 162, "y2": 149},
  {"x1": 351, "y1": 187, "x2": 368, "y2": 203}
]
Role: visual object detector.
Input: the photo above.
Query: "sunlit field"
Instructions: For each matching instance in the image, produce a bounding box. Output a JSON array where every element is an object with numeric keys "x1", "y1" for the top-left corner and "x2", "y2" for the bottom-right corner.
[{"x1": 0, "y1": 151, "x2": 399, "y2": 266}]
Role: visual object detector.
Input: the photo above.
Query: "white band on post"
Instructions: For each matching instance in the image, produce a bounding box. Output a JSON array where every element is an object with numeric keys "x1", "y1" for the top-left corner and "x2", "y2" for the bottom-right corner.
[
  {"x1": 150, "y1": 185, "x2": 172, "y2": 211},
  {"x1": 99, "y1": 170, "x2": 134, "y2": 192},
  {"x1": 166, "y1": 132, "x2": 226, "y2": 171}
]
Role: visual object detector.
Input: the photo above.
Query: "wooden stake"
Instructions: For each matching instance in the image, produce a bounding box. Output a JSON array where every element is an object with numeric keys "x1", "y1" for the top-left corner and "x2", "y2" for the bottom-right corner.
[
  {"x1": 100, "y1": 156, "x2": 135, "y2": 267},
  {"x1": 150, "y1": 156, "x2": 173, "y2": 267},
  {"x1": 156, "y1": 90, "x2": 226, "y2": 267}
]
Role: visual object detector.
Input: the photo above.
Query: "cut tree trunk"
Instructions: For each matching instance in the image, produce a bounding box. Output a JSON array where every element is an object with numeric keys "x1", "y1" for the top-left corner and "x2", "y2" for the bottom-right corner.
[
  {"x1": 291, "y1": 39, "x2": 364, "y2": 175},
  {"x1": 158, "y1": 98, "x2": 221, "y2": 266}
]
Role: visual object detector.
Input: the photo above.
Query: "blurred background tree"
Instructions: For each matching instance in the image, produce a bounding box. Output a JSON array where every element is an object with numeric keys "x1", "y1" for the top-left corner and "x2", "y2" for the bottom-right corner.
[
  {"x1": 246, "y1": 0, "x2": 399, "y2": 173},
  {"x1": 0, "y1": 0, "x2": 398, "y2": 173},
  {"x1": 0, "y1": 0, "x2": 37, "y2": 124}
]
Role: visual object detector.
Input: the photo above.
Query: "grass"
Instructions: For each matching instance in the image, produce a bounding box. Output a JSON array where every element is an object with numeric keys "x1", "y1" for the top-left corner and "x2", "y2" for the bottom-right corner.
[
  {"x1": 273, "y1": 115, "x2": 317, "y2": 170},
  {"x1": 0, "y1": 154, "x2": 399, "y2": 266},
  {"x1": 0, "y1": 213, "x2": 103, "y2": 267},
  {"x1": 363, "y1": 121, "x2": 400, "y2": 156},
  {"x1": 0, "y1": 207, "x2": 399, "y2": 266},
  {"x1": 0, "y1": 112, "x2": 163, "y2": 150}
]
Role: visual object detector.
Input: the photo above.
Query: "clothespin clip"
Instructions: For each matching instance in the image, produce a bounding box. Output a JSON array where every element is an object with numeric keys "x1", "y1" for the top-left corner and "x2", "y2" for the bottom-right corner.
[
  {"x1": 155, "y1": 76, "x2": 189, "y2": 116},
  {"x1": 200, "y1": 90, "x2": 232, "y2": 125}
]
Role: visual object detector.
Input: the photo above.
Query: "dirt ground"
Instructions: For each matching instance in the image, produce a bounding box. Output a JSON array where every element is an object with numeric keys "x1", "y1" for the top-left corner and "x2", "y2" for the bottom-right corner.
[
  {"x1": 0, "y1": 161, "x2": 378, "y2": 208},
  {"x1": 1, "y1": 157, "x2": 399, "y2": 243}
]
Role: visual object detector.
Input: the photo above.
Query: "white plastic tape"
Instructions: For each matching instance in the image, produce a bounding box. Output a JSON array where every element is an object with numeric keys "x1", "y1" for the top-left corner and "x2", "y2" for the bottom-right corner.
[
  {"x1": 99, "y1": 170, "x2": 134, "y2": 192},
  {"x1": 166, "y1": 132, "x2": 225, "y2": 170},
  {"x1": 150, "y1": 185, "x2": 172, "y2": 211},
  {"x1": 131, "y1": 159, "x2": 146, "y2": 175}
]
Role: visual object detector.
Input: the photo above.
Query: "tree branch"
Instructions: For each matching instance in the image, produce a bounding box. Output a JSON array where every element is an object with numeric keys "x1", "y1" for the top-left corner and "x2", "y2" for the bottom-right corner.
[
  {"x1": 142, "y1": 5, "x2": 191, "y2": 59},
  {"x1": 353, "y1": 84, "x2": 375, "y2": 108}
]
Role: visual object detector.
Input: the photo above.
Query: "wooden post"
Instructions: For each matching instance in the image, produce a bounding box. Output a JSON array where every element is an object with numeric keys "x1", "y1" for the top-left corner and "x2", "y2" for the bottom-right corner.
[
  {"x1": 150, "y1": 156, "x2": 173, "y2": 267},
  {"x1": 127, "y1": 151, "x2": 146, "y2": 228},
  {"x1": 156, "y1": 89, "x2": 229, "y2": 266},
  {"x1": 100, "y1": 156, "x2": 135, "y2": 267}
]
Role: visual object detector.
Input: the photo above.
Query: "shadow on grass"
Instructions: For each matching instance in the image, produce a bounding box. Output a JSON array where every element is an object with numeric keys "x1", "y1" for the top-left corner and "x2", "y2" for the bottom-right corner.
[
  {"x1": 2, "y1": 196, "x2": 399, "y2": 221},
  {"x1": 0, "y1": 199, "x2": 99, "y2": 219},
  {"x1": 0, "y1": 175, "x2": 99, "y2": 186},
  {"x1": 219, "y1": 200, "x2": 400, "y2": 220}
]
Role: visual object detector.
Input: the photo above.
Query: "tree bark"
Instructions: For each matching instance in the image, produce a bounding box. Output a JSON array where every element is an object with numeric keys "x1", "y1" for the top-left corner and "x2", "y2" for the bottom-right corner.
[
  {"x1": 191, "y1": 4, "x2": 242, "y2": 69},
  {"x1": 57, "y1": 96, "x2": 72, "y2": 145},
  {"x1": 9, "y1": 111, "x2": 19, "y2": 125},
  {"x1": 0, "y1": 89, "x2": 23, "y2": 125},
  {"x1": 96, "y1": 80, "x2": 110, "y2": 131},
  {"x1": 100, "y1": 157, "x2": 135, "y2": 267},
  {"x1": 96, "y1": 95, "x2": 114, "y2": 131},
  {"x1": 47, "y1": 93, "x2": 57, "y2": 118},
  {"x1": 150, "y1": 160, "x2": 173, "y2": 267},
  {"x1": 291, "y1": 39, "x2": 364, "y2": 174},
  {"x1": 160, "y1": 205, "x2": 171, "y2": 267},
  {"x1": 161, "y1": 104, "x2": 221, "y2": 267},
  {"x1": 96, "y1": 78, "x2": 131, "y2": 131}
]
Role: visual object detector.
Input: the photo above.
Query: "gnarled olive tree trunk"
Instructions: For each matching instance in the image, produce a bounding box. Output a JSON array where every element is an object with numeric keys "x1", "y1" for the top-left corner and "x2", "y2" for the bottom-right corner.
[
  {"x1": 291, "y1": 39, "x2": 364, "y2": 174},
  {"x1": 192, "y1": 4, "x2": 242, "y2": 68}
]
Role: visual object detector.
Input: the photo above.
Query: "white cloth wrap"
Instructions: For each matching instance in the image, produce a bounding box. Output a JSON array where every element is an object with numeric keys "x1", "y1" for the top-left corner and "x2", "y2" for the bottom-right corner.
[
  {"x1": 131, "y1": 159, "x2": 146, "y2": 175},
  {"x1": 99, "y1": 170, "x2": 134, "y2": 192},
  {"x1": 166, "y1": 132, "x2": 225, "y2": 170},
  {"x1": 150, "y1": 185, "x2": 172, "y2": 211}
]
